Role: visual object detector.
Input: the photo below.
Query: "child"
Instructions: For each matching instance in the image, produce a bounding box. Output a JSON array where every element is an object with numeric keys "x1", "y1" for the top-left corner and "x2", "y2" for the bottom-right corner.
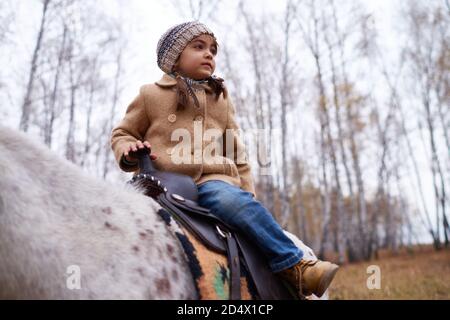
[{"x1": 110, "y1": 21, "x2": 338, "y2": 299}]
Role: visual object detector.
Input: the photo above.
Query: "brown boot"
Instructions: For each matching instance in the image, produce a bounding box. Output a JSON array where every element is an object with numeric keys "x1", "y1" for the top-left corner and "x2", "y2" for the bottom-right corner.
[{"x1": 276, "y1": 259, "x2": 339, "y2": 299}]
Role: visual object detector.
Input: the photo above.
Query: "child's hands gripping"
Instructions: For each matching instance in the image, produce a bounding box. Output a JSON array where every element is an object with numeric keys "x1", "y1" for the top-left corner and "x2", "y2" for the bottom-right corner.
[{"x1": 123, "y1": 140, "x2": 157, "y2": 163}]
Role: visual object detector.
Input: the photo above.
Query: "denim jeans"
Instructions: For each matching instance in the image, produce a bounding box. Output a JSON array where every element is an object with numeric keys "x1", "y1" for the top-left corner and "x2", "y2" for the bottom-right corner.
[{"x1": 197, "y1": 180, "x2": 303, "y2": 272}]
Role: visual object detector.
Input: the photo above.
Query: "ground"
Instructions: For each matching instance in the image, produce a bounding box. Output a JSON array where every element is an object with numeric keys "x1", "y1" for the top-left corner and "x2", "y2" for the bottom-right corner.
[{"x1": 329, "y1": 246, "x2": 450, "y2": 300}]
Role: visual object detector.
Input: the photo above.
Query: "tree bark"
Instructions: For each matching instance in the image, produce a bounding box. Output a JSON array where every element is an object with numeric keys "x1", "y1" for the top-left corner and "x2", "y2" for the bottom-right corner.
[{"x1": 20, "y1": 0, "x2": 51, "y2": 132}]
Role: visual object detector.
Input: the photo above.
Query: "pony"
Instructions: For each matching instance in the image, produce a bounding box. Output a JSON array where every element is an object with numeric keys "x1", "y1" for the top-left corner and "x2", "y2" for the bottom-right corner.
[{"x1": 0, "y1": 125, "x2": 326, "y2": 299}]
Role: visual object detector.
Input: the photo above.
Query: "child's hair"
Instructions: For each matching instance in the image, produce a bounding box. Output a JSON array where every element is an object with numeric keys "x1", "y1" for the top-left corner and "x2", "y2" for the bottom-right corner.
[
  {"x1": 156, "y1": 21, "x2": 228, "y2": 111},
  {"x1": 172, "y1": 72, "x2": 227, "y2": 111}
]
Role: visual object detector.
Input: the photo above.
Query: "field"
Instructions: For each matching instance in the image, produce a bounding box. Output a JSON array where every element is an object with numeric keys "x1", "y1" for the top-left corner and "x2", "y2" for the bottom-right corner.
[{"x1": 329, "y1": 246, "x2": 450, "y2": 299}]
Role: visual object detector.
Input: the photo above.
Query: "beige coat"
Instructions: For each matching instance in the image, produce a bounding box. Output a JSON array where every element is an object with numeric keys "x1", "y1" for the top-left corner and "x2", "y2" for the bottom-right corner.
[{"x1": 110, "y1": 73, "x2": 256, "y2": 198}]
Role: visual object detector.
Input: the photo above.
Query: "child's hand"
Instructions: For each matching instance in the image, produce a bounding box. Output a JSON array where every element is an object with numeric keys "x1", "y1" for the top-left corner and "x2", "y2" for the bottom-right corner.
[{"x1": 123, "y1": 140, "x2": 157, "y2": 162}]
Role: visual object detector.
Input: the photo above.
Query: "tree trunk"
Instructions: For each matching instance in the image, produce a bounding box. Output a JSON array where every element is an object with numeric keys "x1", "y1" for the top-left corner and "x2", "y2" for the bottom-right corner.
[{"x1": 20, "y1": 0, "x2": 50, "y2": 132}]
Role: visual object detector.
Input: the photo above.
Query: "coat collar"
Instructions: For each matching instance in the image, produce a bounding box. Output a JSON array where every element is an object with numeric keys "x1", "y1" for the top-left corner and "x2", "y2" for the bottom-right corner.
[
  {"x1": 155, "y1": 73, "x2": 177, "y2": 87},
  {"x1": 155, "y1": 73, "x2": 214, "y2": 94}
]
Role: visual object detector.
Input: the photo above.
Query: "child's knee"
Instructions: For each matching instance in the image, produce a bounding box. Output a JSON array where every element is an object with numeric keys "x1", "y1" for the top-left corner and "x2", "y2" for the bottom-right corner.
[{"x1": 198, "y1": 181, "x2": 253, "y2": 214}]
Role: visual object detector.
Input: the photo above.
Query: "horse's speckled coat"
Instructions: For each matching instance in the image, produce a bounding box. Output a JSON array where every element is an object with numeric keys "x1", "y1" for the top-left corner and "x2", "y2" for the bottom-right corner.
[{"x1": 0, "y1": 125, "x2": 197, "y2": 299}]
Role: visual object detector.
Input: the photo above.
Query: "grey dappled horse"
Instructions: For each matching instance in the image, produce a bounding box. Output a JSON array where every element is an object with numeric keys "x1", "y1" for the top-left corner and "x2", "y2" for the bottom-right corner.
[{"x1": 0, "y1": 125, "x2": 326, "y2": 299}]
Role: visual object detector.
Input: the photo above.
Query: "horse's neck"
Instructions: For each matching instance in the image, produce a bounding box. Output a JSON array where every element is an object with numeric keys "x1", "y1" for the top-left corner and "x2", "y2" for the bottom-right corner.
[{"x1": 0, "y1": 126, "x2": 197, "y2": 299}]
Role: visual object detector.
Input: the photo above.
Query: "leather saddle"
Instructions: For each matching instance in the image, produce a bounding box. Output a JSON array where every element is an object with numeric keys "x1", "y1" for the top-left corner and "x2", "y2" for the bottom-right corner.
[{"x1": 127, "y1": 148, "x2": 294, "y2": 300}]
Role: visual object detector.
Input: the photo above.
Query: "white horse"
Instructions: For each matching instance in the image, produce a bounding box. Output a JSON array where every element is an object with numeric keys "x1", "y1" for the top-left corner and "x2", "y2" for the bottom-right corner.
[{"x1": 0, "y1": 125, "x2": 326, "y2": 299}]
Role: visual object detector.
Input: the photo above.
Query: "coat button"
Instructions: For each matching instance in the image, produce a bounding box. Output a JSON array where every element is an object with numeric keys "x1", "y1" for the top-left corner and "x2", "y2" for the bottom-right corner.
[
  {"x1": 168, "y1": 114, "x2": 177, "y2": 123},
  {"x1": 194, "y1": 115, "x2": 203, "y2": 122}
]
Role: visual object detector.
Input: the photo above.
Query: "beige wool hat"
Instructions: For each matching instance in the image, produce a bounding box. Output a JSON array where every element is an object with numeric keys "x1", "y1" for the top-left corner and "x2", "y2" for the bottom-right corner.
[{"x1": 156, "y1": 21, "x2": 217, "y2": 74}]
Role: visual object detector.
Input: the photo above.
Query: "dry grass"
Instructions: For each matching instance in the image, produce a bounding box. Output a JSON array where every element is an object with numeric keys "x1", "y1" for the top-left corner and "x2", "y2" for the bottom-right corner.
[{"x1": 329, "y1": 246, "x2": 450, "y2": 300}]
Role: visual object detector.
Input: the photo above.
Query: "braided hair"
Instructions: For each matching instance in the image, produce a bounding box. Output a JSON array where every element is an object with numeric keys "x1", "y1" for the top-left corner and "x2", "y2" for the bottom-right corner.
[{"x1": 172, "y1": 71, "x2": 228, "y2": 111}]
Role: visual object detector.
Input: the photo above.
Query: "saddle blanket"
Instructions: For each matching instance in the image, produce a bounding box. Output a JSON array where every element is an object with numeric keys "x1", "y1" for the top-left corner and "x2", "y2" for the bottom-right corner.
[{"x1": 157, "y1": 208, "x2": 256, "y2": 299}]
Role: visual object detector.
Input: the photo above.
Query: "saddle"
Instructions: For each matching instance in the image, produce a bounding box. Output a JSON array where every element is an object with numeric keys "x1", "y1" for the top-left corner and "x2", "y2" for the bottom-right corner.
[{"x1": 127, "y1": 148, "x2": 294, "y2": 300}]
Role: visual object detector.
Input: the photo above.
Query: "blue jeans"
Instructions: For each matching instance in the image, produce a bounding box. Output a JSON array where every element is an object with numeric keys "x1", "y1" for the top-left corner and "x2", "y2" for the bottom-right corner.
[{"x1": 197, "y1": 180, "x2": 303, "y2": 272}]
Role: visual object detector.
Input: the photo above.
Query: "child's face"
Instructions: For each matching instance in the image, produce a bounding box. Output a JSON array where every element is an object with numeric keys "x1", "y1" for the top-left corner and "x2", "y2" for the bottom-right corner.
[{"x1": 173, "y1": 34, "x2": 217, "y2": 80}]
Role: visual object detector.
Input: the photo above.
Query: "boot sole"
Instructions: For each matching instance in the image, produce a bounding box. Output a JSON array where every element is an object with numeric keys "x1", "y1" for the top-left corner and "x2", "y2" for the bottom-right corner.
[{"x1": 315, "y1": 264, "x2": 339, "y2": 298}]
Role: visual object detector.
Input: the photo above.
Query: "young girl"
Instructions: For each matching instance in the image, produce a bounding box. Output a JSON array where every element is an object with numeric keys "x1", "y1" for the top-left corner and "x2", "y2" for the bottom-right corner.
[{"x1": 111, "y1": 21, "x2": 338, "y2": 299}]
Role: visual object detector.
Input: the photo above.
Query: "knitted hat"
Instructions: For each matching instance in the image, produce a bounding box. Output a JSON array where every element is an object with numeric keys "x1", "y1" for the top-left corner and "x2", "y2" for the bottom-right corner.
[{"x1": 157, "y1": 21, "x2": 217, "y2": 74}]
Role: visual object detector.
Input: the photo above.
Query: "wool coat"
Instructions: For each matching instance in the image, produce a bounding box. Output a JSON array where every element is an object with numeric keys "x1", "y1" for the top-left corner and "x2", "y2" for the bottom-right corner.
[{"x1": 110, "y1": 73, "x2": 256, "y2": 198}]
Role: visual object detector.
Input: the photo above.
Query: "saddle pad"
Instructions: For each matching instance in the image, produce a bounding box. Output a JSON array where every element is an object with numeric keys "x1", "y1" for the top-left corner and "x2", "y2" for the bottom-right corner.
[{"x1": 157, "y1": 208, "x2": 258, "y2": 300}]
